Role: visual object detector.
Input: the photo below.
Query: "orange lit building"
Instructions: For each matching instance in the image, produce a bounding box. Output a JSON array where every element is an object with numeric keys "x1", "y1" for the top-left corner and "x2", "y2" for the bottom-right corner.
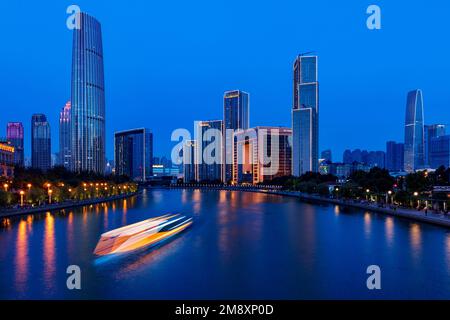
[
  {"x1": 0, "y1": 142, "x2": 15, "y2": 178},
  {"x1": 233, "y1": 127, "x2": 292, "y2": 184}
]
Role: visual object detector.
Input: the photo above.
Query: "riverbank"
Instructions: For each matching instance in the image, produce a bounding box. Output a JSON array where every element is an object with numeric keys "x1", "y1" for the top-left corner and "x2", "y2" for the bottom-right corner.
[
  {"x1": 165, "y1": 185, "x2": 450, "y2": 228},
  {"x1": 0, "y1": 192, "x2": 138, "y2": 219}
]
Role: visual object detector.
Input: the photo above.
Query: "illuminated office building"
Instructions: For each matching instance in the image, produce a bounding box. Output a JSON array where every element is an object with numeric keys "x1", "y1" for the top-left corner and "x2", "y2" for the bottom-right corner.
[
  {"x1": 233, "y1": 127, "x2": 292, "y2": 184},
  {"x1": 223, "y1": 90, "x2": 249, "y2": 183},
  {"x1": 404, "y1": 89, "x2": 425, "y2": 172},
  {"x1": 114, "y1": 128, "x2": 153, "y2": 181},
  {"x1": 6, "y1": 122, "x2": 24, "y2": 167},
  {"x1": 71, "y1": 12, "x2": 106, "y2": 173},
  {"x1": 31, "y1": 114, "x2": 51, "y2": 171},
  {"x1": 292, "y1": 55, "x2": 319, "y2": 176}
]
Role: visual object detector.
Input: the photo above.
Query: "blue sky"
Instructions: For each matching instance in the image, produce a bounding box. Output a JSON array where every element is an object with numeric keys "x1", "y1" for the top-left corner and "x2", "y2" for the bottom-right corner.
[{"x1": 1, "y1": 0, "x2": 449, "y2": 162}]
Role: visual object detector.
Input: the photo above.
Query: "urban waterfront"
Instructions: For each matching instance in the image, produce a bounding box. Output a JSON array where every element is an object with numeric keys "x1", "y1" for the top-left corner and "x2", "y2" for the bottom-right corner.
[{"x1": 0, "y1": 189, "x2": 449, "y2": 300}]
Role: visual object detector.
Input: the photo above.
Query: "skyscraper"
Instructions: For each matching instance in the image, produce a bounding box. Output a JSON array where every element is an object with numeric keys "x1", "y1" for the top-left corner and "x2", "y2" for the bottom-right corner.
[
  {"x1": 196, "y1": 120, "x2": 223, "y2": 182},
  {"x1": 71, "y1": 12, "x2": 106, "y2": 174},
  {"x1": 386, "y1": 141, "x2": 404, "y2": 172},
  {"x1": 31, "y1": 114, "x2": 51, "y2": 171},
  {"x1": 424, "y1": 124, "x2": 446, "y2": 167},
  {"x1": 233, "y1": 127, "x2": 292, "y2": 184},
  {"x1": 292, "y1": 55, "x2": 319, "y2": 176},
  {"x1": 404, "y1": 89, "x2": 425, "y2": 172},
  {"x1": 183, "y1": 140, "x2": 197, "y2": 183},
  {"x1": 6, "y1": 122, "x2": 24, "y2": 167},
  {"x1": 223, "y1": 90, "x2": 249, "y2": 183},
  {"x1": 59, "y1": 101, "x2": 71, "y2": 169},
  {"x1": 114, "y1": 128, "x2": 153, "y2": 181}
]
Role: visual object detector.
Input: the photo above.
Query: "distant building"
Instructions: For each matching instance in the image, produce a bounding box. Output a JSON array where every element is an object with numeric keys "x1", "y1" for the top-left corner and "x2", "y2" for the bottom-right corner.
[
  {"x1": 233, "y1": 127, "x2": 292, "y2": 184},
  {"x1": 223, "y1": 90, "x2": 249, "y2": 183},
  {"x1": 386, "y1": 141, "x2": 404, "y2": 172},
  {"x1": 0, "y1": 142, "x2": 15, "y2": 177},
  {"x1": 6, "y1": 122, "x2": 24, "y2": 167},
  {"x1": 343, "y1": 149, "x2": 352, "y2": 164},
  {"x1": 59, "y1": 101, "x2": 71, "y2": 169},
  {"x1": 342, "y1": 148, "x2": 385, "y2": 168},
  {"x1": 196, "y1": 120, "x2": 223, "y2": 182},
  {"x1": 367, "y1": 151, "x2": 386, "y2": 168},
  {"x1": 404, "y1": 89, "x2": 425, "y2": 172},
  {"x1": 292, "y1": 54, "x2": 319, "y2": 176},
  {"x1": 425, "y1": 124, "x2": 446, "y2": 168},
  {"x1": 321, "y1": 149, "x2": 332, "y2": 162},
  {"x1": 183, "y1": 140, "x2": 197, "y2": 183},
  {"x1": 429, "y1": 135, "x2": 450, "y2": 169},
  {"x1": 31, "y1": 114, "x2": 51, "y2": 171},
  {"x1": 114, "y1": 128, "x2": 153, "y2": 181}
]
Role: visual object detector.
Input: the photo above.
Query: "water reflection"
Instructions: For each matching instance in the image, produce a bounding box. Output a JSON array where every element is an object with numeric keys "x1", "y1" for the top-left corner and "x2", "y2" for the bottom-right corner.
[
  {"x1": 364, "y1": 212, "x2": 371, "y2": 239},
  {"x1": 410, "y1": 224, "x2": 422, "y2": 263},
  {"x1": 385, "y1": 217, "x2": 394, "y2": 247},
  {"x1": 14, "y1": 220, "x2": 29, "y2": 293},
  {"x1": 43, "y1": 212, "x2": 56, "y2": 293}
]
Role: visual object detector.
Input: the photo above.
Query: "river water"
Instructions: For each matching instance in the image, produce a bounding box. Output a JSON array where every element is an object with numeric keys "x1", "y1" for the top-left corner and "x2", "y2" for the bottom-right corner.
[{"x1": 0, "y1": 188, "x2": 449, "y2": 299}]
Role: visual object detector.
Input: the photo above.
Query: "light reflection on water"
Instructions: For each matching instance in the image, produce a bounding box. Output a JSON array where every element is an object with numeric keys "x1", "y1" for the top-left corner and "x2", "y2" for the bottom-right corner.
[{"x1": 0, "y1": 189, "x2": 449, "y2": 299}]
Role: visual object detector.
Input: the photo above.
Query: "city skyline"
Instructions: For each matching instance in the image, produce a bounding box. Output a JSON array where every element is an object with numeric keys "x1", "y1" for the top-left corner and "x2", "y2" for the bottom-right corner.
[{"x1": 0, "y1": 1, "x2": 450, "y2": 159}]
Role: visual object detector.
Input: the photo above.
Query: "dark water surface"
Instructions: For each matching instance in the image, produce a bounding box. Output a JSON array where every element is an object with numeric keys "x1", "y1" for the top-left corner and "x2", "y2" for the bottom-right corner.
[{"x1": 0, "y1": 189, "x2": 449, "y2": 299}]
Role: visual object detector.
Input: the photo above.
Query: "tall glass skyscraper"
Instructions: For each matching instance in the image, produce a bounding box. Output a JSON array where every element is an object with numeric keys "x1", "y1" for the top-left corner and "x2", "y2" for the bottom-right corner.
[
  {"x1": 196, "y1": 120, "x2": 223, "y2": 182},
  {"x1": 292, "y1": 55, "x2": 319, "y2": 176},
  {"x1": 6, "y1": 122, "x2": 24, "y2": 167},
  {"x1": 59, "y1": 101, "x2": 71, "y2": 169},
  {"x1": 31, "y1": 114, "x2": 51, "y2": 171},
  {"x1": 114, "y1": 128, "x2": 153, "y2": 181},
  {"x1": 71, "y1": 12, "x2": 106, "y2": 174},
  {"x1": 404, "y1": 89, "x2": 425, "y2": 172},
  {"x1": 223, "y1": 90, "x2": 249, "y2": 183}
]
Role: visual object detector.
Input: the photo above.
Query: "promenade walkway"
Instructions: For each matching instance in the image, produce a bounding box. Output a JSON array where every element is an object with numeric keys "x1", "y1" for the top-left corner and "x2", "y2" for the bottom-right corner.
[{"x1": 0, "y1": 192, "x2": 137, "y2": 219}]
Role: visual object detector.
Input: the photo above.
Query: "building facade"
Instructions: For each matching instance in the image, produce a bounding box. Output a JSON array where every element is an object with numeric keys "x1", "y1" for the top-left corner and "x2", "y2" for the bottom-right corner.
[
  {"x1": 71, "y1": 12, "x2": 106, "y2": 174},
  {"x1": 233, "y1": 127, "x2": 292, "y2": 184},
  {"x1": 429, "y1": 135, "x2": 450, "y2": 169},
  {"x1": 0, "y1": 142, "x2": 15, "y2": 177},
  {"x1": 292, "y1": 55, "x2": 319, "y2": 176},
  {"x1": 6, "y1": 122, "x2": 24, "y2": 167},
  {"x1": 31, "y1": 114, "x2": 51, "y2": 171},
  {"x1": 59, "y1": 101, "x2": 71, "y2": 169},
  {"x1": 386, "y1": 141, "x2": 404, "y2": 172},
  {"x1": 196, "y1": 120, "x2": 223, "y2": 182},
  {"x1": 404, "y1": 89, "x2": 425, "y2": 172},
  {"x1": 183, "y1": 140, "x2": 197, "y2": 183},
  {"x1": 114, "y1": 128, "x2": 153, "y2": 181},
  {"x1": 424, "y1": 124, "x2": 446, "y2": 168},
  {"x1": 223, "y1": 90, "x2": 249, "y2": 183}
]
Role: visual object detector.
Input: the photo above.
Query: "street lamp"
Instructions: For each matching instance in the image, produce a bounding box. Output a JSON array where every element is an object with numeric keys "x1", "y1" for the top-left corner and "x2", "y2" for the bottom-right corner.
[
  {"x1": 366, "y1": 189, "x2": 370, "y2": 201},
  {"x1": 413, "y1": 192, "x2": 419, "y2": 209},
  {"x1": 3, "y1": 183, "x2": 9, "y2": 192},
  {"x1": 48, "y1": 189, "x2": 53, "y2": 204},
  {"x1": 19, "y1": 190, "x2": 25, "y2": 206}
]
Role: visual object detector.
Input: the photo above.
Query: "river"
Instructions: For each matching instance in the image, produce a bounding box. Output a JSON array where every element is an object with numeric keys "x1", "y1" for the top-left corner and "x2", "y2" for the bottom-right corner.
[{"x1": 0, "y1": 188, "x2": 449, "y2": 299}]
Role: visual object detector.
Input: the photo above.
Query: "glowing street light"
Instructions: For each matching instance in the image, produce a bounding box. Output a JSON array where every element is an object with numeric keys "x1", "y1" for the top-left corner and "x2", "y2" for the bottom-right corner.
[
  {"x1": 48, "y1": 189, "x2": 53, "y2": 204},
  {"x1": 27, "y1": 183, "x2": 32, "y2": 190},
  {"x1": 19, "y1": 190, "x2": 25, "y2": 206},
  {"x1": 3, "y1": 183, "x2": 9, "y2": 192}
]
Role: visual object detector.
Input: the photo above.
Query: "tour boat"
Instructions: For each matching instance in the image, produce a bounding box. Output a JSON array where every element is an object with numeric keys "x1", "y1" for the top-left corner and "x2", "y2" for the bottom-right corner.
[{"x1": 93, "y1": 214, "x2": 193, "y2": 256}]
